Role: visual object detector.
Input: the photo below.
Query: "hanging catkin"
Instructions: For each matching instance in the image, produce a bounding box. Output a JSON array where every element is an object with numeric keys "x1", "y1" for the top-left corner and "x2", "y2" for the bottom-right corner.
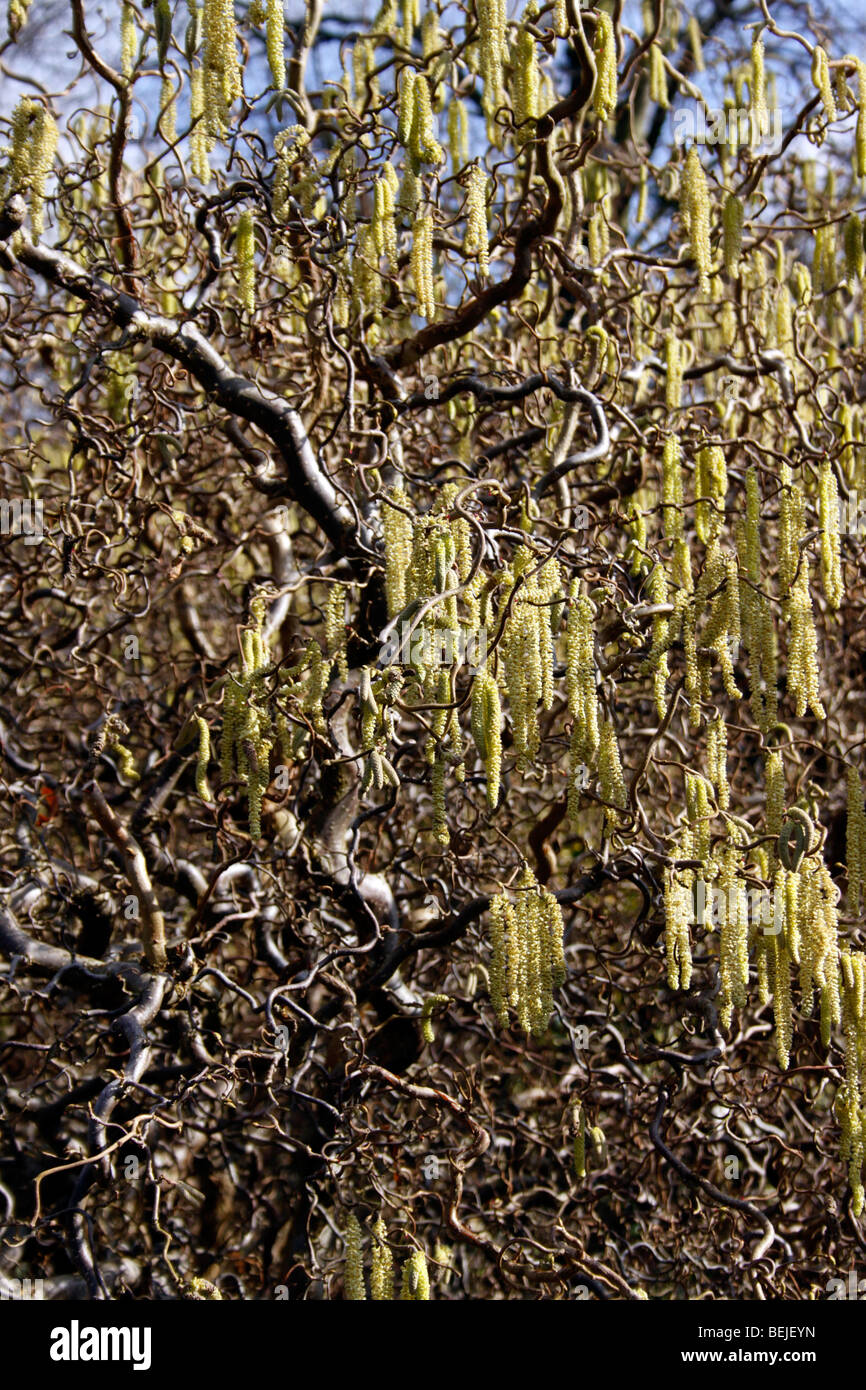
[
  {"x1": 681, "y1": 146, "x2": 712, "y2": 289},
  {"x1": 266, "y1": 0, "x2": 285, "y2": 91},
  {"x1": 235, "y1": 209, "x2": 255, "y2": 313},
  {"x1": 593, "y1": 12, "x2": 617, "y2": 122},
  {"x1": 464, "y1": 165, "x2": 490, "y2": 274}
]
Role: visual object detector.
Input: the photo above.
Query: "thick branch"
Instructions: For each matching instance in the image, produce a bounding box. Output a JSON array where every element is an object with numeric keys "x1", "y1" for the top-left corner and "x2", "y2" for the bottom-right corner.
[{"x1": 0, "y1": 197, "x2": 364, "y2": 557}]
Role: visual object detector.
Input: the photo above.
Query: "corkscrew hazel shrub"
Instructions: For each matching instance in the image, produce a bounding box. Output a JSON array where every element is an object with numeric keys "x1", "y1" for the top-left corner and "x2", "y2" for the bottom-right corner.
[{"x1": 10, "y1": 0, "x2": 866, "y2": 1300}]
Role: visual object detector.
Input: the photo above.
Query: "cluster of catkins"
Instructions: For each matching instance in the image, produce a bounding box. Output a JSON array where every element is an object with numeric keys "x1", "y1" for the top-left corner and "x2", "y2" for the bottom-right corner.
[
  {"x1": 342, "y1": 1215, "x2": 450, "y2": 1300},
  {"x1": 381, "y1": 484, "x2": 628, "y2": 847},
  {"x1": 1, "y1": 96, "x2": 58, "y2": 238},
  {"x1": 664, "y1": 732, "x2": 866, "y2": 1212},
  {"x1": 486, "y1": 865, "x2": 566, "y2": 1036},
  {"x1": 215, "y1": 589, "x2": 349, "y2": 838}
]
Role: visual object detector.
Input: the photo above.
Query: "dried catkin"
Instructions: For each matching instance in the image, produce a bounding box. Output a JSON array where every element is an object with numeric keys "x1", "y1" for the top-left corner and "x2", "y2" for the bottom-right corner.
[{"x1": 573, "y1": 1102, "x2": 587, "y2": 1179}]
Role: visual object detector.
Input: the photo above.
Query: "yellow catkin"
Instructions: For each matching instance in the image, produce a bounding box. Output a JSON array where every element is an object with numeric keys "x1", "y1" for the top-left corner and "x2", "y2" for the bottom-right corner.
[
  {"x1": 448, "y1": 98, "x2": 469, "y2": 176},
  {"x1": 649, "y1": 42, "x2": 668, "y2": 109},
  {"x1": 844, "y1": 214, "x2": 864, "y2": 285},
  {"x1": 7, "y1": 0, "x2": 32, "y2": 40},
  {"x1": 665, "y1": 868, "x2": 693, "y2": 991},
  {"x1": 189, "y1": 66, "x2": 211, "y2": 182},
  {"x1": 847, "y1": 767, "x2": 866, "y2": 915},
  {"x1": 121, "y1": 3, "x2": 136, "y2": 79},
  {"x1": 695, "y1": 444, "x2": 727, "y2": 543},
  {"x1": 397, "y1": 65, "x2": 416, "y2": 147},
  {"x1": 343, "y1": 1215, "x2": 366, "y2": 1300},
  {"x1": 324, "y1": 584, "x2": 349, "y2": 681},
  {"x1": 811, "y1": 45, "x2": 837, "y2": 122},
  {"x1": 593, "y1": 12, "x2": 617, "y2": 122},
  {"x1": 566, "y1": 589, "x2": 600, "y2": 764},
  {"x1": 723, "y1": 193, "x2": 743, "y2": 278},
  {"x1": 643, "y1": 563, "x2": 670, "y2": 717},
  {"x1": 10, "y1": 98, "x2": 58, "y2": 238},
  {"x1": 471, "y1": 666, "x2": 502, "y2": 809},
  {"x1": 370, "y1": 1219, "x2": 393, "y2": 1300},
  {"x1": 488, "y1": 894, "x2": 510, "y2": 1025},
  {"x1": 664, "y1": 330, "x2": 683, "y2": 411},
  {"x1": 410, "y1": 212, "x2": 435, "y2": 320},
  {"x1": 194, "y1": 715, "x2": 212, "y2": 802},
  {"x1": 598, "y1": 719, "x2": 627, "y2": 831},
  {"x1": 431, "y1": 754, "x2": 448, "y2": 844},
  {"x1": 773, "y1": 935, "x2": 793, "y2": 1068},
  {"x1": 464, "y1": 164, "x2": 489, "y2": 274},
  {"x1": 688, "y1": 16, "x2": 704, "y2": 72},
  {"x1": 512, "y1": 25, "x2": 540, "y2": 143},
  {"x1": 372, "y1": 168, "x2": 398, "y2": 268},
  {"x1": 159, "y1": 74, "x2": 177, "y2": 143},
  {"x1": 840, "y1": 951, "x2": 866, "y2": 1211},
  {"x1": 681, "y1": 146, "x2": 712, "y2": 289},
  {"x1": 786, "y1": 557, "x2": 825, "y2": 720},
  {"x1": 235, "y1": 210, "x2": 255, "y2": 313},
  {"x1": 765, "y1": 747, "x2": 785, "y2": 844},
  {"x1": 401, "y1": 1250, "x2": 430, "y2": 1300},
  {"x1": 818, "y1": 458, "x2": 843, "y2": 609},
  {"x1": 636, "y1": 163, "x2": 648, "y2": 223},
  {"x1": 478, "y1": 0, "x2": 507, "y2": 118},
  {"x1": 750, "y1": 33, "x2": 767, "y2": 134},
  {"x1": 707, "y1": 716, "x2": 729, "y2": 810},
  {"x1": 382, "y1": 487, "x2": 413, "y2": 616},
  {"x1": 409, "y1": 73, "x2": 444, "y2": 165},
  {"x1": 203, "y1": 0, "x2": 242, "y2": 140},
  {"x1": 857, "y1": 61, "x2": 866, "y2": 178},
  {"x1": 266, "y1": 0, "x2": 285, "y2": 91}
]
